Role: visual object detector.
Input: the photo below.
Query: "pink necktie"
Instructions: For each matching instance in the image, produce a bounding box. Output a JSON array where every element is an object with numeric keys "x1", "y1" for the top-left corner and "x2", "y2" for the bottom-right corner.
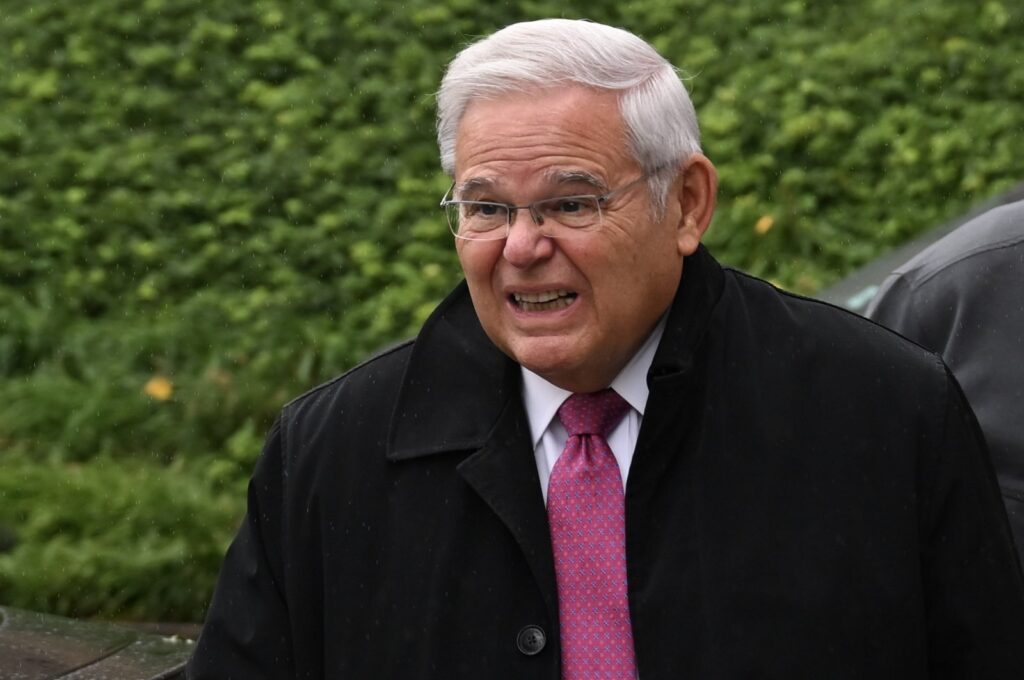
[{"x1": 548, "y1": 389, "x2": 637, "y2": 679}]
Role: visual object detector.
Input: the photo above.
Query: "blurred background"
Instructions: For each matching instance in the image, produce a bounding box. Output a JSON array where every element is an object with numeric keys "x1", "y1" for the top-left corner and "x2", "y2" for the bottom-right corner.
[{"x1": 2, "y1": 0, "x2": 1022, "y2": 624}]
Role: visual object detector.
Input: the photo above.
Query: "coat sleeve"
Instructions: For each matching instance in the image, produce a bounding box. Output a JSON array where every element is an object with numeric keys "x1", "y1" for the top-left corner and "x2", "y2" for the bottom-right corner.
[
  {"x1": 187, "y1": 418, "x2": 297, "y2": 679},
  {"x1": 921, "y1": 368, "x2": 1024, "y2": 678}
]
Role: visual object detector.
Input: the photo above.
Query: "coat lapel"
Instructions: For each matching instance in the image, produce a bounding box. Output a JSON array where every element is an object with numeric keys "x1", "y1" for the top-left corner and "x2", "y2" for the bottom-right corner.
[
  {"x1": 387, "y1": 281, "x2": 511, "y2": 459},
  {"x1": 456, "y1": 400, "x2": 560, "y2": 625},
  {"x1": 385, "y1": 281, "x2": 559, "y2": 624},
  {"x1": 629, "y1": 245, "x2": 723, "y2": 508}
]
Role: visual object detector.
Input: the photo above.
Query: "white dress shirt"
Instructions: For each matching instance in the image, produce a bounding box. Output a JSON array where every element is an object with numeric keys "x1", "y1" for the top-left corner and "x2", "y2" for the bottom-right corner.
[{"x1": 521, "y1": 317, "x2": 667, "y2": 504}]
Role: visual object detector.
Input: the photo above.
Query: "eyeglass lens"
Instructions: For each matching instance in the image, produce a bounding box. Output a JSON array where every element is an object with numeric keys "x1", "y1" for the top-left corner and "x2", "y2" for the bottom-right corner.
[{"x1": 446, "y1": 196, "x2": 603, "y2": 239}]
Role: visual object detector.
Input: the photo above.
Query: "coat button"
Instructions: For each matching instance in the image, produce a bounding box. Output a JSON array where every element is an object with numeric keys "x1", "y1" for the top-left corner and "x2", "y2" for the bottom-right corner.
[{"x1": 516, "y1": 625, "x2": 546, "y2": 656}]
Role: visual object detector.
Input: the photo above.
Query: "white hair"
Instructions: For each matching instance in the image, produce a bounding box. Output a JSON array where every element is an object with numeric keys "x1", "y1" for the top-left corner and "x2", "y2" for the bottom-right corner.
[{"x1": 436, "y1": 19, "x2": 702, "y2": 212}]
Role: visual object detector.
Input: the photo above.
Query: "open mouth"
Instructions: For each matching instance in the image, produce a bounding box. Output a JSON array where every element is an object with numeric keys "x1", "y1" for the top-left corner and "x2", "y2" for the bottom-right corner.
[{"x1": 511, "y1": 290, "x2": 578, "y2": 312}]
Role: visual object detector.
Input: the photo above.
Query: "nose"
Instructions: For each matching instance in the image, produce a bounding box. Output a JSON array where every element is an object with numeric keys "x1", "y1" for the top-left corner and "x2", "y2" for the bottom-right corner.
[{"x1": 502, "y1": 207, "x2": 555, "y2": 267}]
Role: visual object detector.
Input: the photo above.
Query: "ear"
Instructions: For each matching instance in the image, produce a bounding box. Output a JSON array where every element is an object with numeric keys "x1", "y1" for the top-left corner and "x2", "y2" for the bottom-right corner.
[{"x1": 672, "y1": 153, "x2": 718, "y2": 257}]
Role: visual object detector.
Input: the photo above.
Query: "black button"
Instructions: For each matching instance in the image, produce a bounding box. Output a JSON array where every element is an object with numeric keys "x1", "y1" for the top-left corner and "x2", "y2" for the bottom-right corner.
[{"x1": 516, "y1": 625, "x2": 546, "y2": 656}]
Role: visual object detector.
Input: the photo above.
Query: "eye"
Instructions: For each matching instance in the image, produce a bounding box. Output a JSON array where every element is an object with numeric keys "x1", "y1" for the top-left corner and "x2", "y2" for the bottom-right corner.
[
  {"x1": 458, "y1": 202, "x2": 508, "y2": 230},
  {"x1": 543, "y1": 196, "x2": 599, "y2": 215},
  {"x1": 478, "y1": 203, "x2": 503, "y2": 217},
  {"x1": 461, "y1": 202, "x2": 501, "y2": 217},
  {"x1": 554, "y1": 199, "x2": 585, "y2": 214}
]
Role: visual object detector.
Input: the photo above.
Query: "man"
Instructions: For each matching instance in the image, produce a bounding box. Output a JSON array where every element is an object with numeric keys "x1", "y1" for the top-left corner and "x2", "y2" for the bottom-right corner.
[
  {"x1": 189, "y1": 19, "x2": 1024, "y2": 679},
  {"x1": 867, "y1": 199, "x2": 1024, "y2": 566}
]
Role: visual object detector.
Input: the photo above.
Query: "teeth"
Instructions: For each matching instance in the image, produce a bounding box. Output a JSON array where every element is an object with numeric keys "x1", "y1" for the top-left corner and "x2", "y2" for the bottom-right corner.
[
  {"x1": 513, "y1": 290, "x2": 572, "y2": 303},
  {"x1": 512, "y1": 290, "x2": 577, "y2": 312}
]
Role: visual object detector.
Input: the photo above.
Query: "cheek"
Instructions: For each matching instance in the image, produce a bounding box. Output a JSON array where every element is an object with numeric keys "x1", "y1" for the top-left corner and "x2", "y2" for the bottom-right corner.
[
  {"x1": 596, "y1": 214, "x2": 654, "y2": 269},
  {"x1": 458, "y1": 243, "x2": 509, "y2": 319},
  {"x1": 597, "y1": 237, "x2": 681, "y2": 313},
  {"x1": 457, "y1": 242, "x2": 498, "y2": 283}
]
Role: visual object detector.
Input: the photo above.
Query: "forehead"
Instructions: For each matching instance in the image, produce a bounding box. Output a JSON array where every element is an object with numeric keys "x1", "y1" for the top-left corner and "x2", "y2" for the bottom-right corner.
[{"x1": 453, "y1": 86, "x2": 637, "y2": 189}]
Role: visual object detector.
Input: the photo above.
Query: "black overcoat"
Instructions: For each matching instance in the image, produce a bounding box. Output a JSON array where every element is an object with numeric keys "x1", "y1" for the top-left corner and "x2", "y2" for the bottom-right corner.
[{"x1": 189, "y1": 246, "x2": 1024, "y2": 679}]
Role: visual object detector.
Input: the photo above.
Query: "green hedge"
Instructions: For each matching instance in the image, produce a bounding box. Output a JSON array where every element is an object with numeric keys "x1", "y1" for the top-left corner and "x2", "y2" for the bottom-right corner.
[
  {"x1": 0, "y1": 455, "x2": 242, "y2": 621},
  {"x1": 1, "y1": 0, "x2": 1022, "y2": 621}
]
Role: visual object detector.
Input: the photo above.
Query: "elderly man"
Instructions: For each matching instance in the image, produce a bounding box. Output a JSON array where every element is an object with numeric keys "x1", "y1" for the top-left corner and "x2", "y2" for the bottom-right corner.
[{"x1": 189, "y1": 19, "x2": 1024, "y2": 679}]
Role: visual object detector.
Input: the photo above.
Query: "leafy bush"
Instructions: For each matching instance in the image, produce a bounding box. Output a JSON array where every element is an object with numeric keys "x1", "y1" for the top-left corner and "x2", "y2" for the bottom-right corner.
[
  {"x1": 0, "y1": 455, "x2": 243, "y2": 621},
  {"x1": 1, "y1": 0, "x2": 1022, "y2": 621}
]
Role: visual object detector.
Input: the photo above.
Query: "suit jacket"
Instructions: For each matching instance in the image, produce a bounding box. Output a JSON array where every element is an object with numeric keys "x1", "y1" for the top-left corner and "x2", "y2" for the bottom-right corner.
[
  {"x1": 189, "y1": 246, "x2": 1024, "y2": 679},
  {"x1": 867, "y1": 199, "x2": 1024, "y2": 565}
]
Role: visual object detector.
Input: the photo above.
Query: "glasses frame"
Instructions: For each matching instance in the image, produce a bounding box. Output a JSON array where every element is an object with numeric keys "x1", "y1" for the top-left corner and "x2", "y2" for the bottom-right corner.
[{"x1": 439, "y1": 171, "x2": 660, "y2": 241}]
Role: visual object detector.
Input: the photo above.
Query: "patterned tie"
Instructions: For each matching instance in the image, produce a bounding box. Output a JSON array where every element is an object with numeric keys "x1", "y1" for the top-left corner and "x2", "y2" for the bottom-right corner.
[{"x1": 548, "y1": 389, "x2": 637, "y2": 679}]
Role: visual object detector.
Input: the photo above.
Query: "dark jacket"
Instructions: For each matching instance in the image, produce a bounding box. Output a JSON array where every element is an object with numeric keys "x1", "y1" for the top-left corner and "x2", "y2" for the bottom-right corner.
[
  {"x1": 868, "y1": 199, "x2": 1024, "y2": 565},
  {"x1": 189, "y1": 246, "x2": 1024, "y2": 679}
]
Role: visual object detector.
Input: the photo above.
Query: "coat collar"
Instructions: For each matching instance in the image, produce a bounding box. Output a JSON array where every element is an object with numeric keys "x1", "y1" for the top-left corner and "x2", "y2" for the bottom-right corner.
[
  {"x1": 386, "y1": 278, "x2": 516, "y2": 461},
  {"x1": 649, "y1": 243, "x2": 724, "y2": 382},
  {"x1": 386, "y1": 245, "x2": 725, "y2": 461}
]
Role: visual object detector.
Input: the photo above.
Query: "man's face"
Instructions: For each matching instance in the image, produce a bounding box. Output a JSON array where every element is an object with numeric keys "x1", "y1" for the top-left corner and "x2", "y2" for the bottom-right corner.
[{"x1": 454, "y1": 87, "x2": 708, "y2": 393}]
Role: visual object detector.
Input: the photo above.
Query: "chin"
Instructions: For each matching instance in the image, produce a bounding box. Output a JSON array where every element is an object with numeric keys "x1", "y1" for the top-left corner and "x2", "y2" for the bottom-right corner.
[
  {"x1": 506, "y1": 339, "x2": 580, "y2": 380},
  {"x1": 512, "y1": 344, "x2": 612, "y2": 393}
]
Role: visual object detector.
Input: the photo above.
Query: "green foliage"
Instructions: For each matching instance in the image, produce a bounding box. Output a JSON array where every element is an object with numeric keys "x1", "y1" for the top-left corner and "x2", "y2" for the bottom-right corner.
[
  {"x1": 651, "y1": 0, "x2": 1024, "y2": 291},
  {"x1": 0, "y1": 455, "x2": 243, "y2": 621},
  {"x1": 1, "y1": 0, "x2": 1023, "y2": 621}
]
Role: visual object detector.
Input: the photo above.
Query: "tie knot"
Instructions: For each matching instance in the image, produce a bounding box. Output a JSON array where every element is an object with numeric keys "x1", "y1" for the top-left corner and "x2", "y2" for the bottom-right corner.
[{"x1": 557, "y1": 389, "x2": 629, "y2": 439}]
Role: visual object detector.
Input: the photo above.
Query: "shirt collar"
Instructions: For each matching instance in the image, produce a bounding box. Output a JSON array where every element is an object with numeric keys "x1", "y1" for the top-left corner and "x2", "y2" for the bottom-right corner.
[{"x1": 520, "y1": 315, "x2": 667, "y2": 448}]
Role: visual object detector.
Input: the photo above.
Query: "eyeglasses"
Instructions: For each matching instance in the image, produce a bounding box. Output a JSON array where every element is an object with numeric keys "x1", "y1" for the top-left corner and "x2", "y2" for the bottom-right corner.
[{"x1": 439, "y1": 172, "x2": 656, "y2": 241}]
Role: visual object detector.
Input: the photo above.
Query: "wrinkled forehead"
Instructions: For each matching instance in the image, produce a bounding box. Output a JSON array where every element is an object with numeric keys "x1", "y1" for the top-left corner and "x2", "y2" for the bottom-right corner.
[
  {"x1": 454, "y1": 168, "x2": 609, "y2": 200},
  {"x1": 452, "y1": 87, "x2": 636, "y2": 185}
]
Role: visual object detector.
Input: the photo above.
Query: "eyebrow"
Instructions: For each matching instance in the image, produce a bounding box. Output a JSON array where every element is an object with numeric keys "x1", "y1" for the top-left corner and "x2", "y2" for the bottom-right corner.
[
  {"x1": 455, "y1": 169, "x2": 609, "y2": 200},
  {"x1": 542, "y1": 169, "x2": 608, "y2": 193},
  {"x1": 454, "y1": 177, "x2": 497, "y2": 198}
]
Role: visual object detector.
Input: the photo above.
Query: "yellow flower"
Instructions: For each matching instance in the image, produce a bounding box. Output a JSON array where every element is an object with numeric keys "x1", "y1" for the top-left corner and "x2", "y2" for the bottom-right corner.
[
  {"x1": 144, "y1": 376, "x2": 174, "y2": 401},
  {"x1": 754, "y1": 215, "x2": 775, "y2": 235}
]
